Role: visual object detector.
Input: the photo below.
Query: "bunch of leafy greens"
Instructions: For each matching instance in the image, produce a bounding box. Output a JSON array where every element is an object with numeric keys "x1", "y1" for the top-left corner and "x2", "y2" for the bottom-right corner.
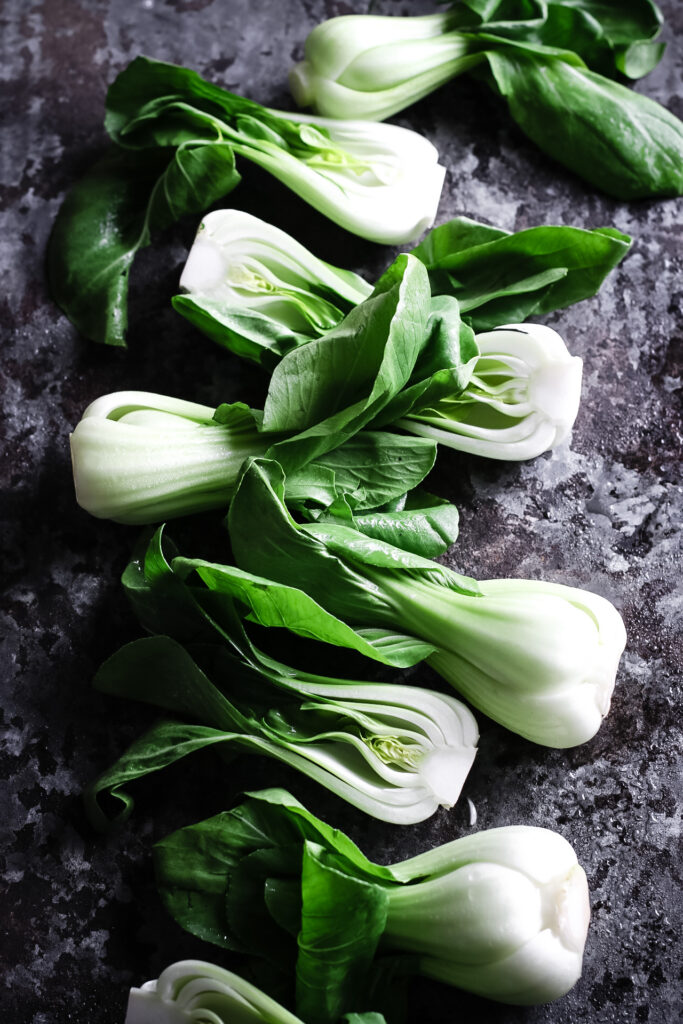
[
  {"x1": 175, "y1": 209, "x2": 631, "y2": 368},
  {"x1": 290, "y1": 0, "x2": 683, "y2": 199},
  {"x1": 125, "y1": 959, "x2": 388, "y2": 1024},
  {"x1": 85, "y1": 527, "x2": 478, "y2": 828},
  {"x1": 153, "y1": 788, "x2": 590, "y2": 1021},
  {"x1": 160, "y1": 457, "x2": 626, "y2": 748},
  {"x1": 47, "y1": 56, "x2": 445, "y2": 347},
  {"x1": 73, "y1": 250, "x2": 524, "y2": 529}
]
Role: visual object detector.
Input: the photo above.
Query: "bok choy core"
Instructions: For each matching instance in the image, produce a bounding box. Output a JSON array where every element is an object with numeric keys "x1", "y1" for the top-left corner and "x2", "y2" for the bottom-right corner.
[
  {"x1": 290, "y1": 2, "x2": 683, "y2": 200},
  {"x1": 205, "y1": 458, "x2": 627, "y2": 748},
  {"x1": 154, "y1": 789, "x2": 591, "y2": 1018}
]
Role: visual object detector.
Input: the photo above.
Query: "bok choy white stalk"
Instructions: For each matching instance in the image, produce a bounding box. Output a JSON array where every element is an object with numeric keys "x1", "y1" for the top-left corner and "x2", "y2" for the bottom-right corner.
[
  {"x1": 382, "y1": 822, "x2": 591, "y2": 1004},
  {"x1": 247, "y1": 109, "x2": 446, "y2": 245},
  {"x1": 154, "y1": 789, "x2": 592, "y2": 1017},
  {"x1": 290, "y1": 12, "x2": 482, "y2": 122},
  {"x1": 398, "y1": 323, "x2": 583, "y2": 460}
]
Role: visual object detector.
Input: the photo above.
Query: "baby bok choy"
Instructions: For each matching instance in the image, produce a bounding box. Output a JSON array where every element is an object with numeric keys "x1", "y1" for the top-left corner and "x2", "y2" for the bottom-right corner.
[
  {"x1": 290, "y1": 1, "x2": 683, "y2": 200},
  {"x1": 70, "y1": 254, "x2": 458, "y2": 542},
  {"x1": 153, "y1": 788, "x2": 591, "y2": 1019},
  {"x1": 125, "y1": 961, "x2": 386, "y2": 1024},
  {"x1": 192, "y1": 457, "x2": 625, "y2": 749},
  {"x1": 175, "y1": 209, "x2": 373, "y2": 364},
  {"x1": 85, "y1": 579, "x2": 478, "y2": 827},
  {"x1": 48, "y1": 56, "x2": 445, "y2": 347},
  {"x1": 175, "y1": 210, "x2": 639, "y2": 459}
]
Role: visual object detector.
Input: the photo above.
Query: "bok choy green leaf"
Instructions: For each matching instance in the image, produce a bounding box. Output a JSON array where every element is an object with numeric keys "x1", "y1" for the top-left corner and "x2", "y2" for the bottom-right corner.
[
  {"x1": 153, "y1": 788, "x2": 591, "y2": 1018},
  {"x1": 125, "y1": 960, "x2": 387, "y2": 1024}
]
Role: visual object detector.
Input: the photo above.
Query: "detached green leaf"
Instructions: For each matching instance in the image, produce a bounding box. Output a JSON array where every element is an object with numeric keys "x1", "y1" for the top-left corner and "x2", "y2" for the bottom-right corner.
[
  {"x1": 486, "y1": 48, "x2": 683, "y2": 199},
  {"x1": 47, "y1": 148, "x2": 164, "y2": 347},
  {"x1": 48, "y1": 143, "x2": 240, "y2": 346},
  {"x1": 412, "y1": 217, "x2": 631, "y2": 328}
]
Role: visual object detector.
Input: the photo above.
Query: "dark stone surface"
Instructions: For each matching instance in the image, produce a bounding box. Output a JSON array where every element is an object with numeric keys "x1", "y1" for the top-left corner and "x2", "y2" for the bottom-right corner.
[{"x1": 1, "y1": 1, "x2": 681, "y2": 1022}]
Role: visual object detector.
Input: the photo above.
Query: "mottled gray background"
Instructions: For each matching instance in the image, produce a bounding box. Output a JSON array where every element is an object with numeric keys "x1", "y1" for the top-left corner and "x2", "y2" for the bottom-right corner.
[{"x1": 1, "y1": 1, "x2": 681, "y2": 1022}]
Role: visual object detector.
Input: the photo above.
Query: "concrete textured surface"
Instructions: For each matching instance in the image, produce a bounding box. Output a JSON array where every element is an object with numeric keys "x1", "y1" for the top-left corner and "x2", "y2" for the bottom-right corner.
[{"x1": 1, "y1": 1, "x2": 681, "y2": 1022}]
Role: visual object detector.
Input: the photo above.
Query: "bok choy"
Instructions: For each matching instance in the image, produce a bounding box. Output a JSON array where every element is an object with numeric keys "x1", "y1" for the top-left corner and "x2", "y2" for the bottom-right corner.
[
  {"x1": 85, "y1": 574, "x2": 478, "y2": 825},
  {"x1": 190, "y1": 457, "x2": 625, "y2": 749},
  {"x1": 125, "y1": 960, "x2": 386, "y2": 1024},
  {"x1": 290, "y1": 1, "x2": 683, "y2": 199},
  {"x1": 70, "y1": 254, "x2": 466, "y2": 543},
  {"x1": 48, "y1": 56, "x2": 445, "y2": 347},
  {"x1": 154, "y1": 788, "x2": 591, "y2": 1018}
]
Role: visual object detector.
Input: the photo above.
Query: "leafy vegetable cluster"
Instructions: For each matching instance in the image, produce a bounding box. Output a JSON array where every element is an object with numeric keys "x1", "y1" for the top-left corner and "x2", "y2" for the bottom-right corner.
[
  {"x1": 47, "y1": 57, "x2": 444, "y2": 347},
  {"x1": 86, "y1": 527, "x2": 478, "y2": 828}
]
